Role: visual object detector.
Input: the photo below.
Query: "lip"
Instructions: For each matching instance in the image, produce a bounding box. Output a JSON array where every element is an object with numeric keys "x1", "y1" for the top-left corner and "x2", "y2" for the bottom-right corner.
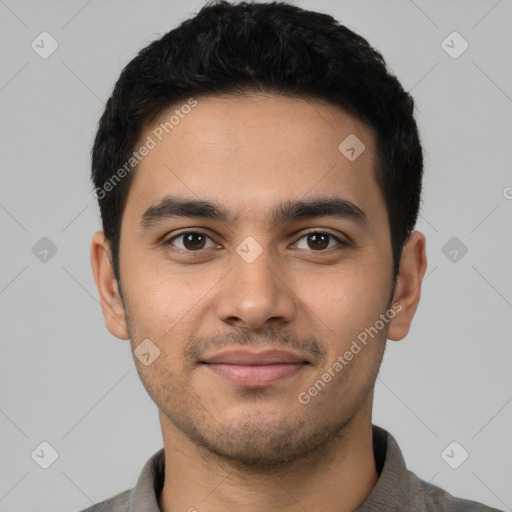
[
  {"x1": 201, "y1": 349, "x2": 309, "y2": 365},
  {"x1": 200, "y1": 349, "x2": 310, "y2": 387}
]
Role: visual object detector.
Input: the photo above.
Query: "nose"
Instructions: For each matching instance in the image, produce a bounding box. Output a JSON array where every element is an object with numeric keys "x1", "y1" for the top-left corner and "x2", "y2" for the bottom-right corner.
[{"x1": 214, "y1": 241, "x2": 296, "y2": 330}]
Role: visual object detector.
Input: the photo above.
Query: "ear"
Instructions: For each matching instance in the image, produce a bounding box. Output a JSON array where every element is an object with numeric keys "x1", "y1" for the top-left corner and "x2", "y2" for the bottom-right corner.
[
  {"x1": 90, "y1": 231, "x2": 130, "y2": 340},
  {"x1": 387, "y1": 231, "x2": 427, "y2": 341}
]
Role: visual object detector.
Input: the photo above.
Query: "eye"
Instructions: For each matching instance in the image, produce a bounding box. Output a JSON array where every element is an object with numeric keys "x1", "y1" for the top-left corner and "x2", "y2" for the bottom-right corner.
[
  {"x1": 164, "y1": 230, "x2": 348, "y2": 253},
  {"x1": 294, "y1": 231, "x2": 345, "y2": 251},
  {"x1": 166, "y1": 231, "x2": 218, "y2": 251}
]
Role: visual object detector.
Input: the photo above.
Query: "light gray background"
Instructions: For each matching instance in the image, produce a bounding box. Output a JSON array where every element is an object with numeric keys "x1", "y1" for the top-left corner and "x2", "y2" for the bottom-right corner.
[{"x1": 0, "y1": 0, "x2": 511, "y2": 510}]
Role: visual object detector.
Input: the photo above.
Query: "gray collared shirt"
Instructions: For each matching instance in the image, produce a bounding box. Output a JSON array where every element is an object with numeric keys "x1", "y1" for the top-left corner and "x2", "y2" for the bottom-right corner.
[{"x1": 79, "y1": 425, "x2": 503, "y2": 511}]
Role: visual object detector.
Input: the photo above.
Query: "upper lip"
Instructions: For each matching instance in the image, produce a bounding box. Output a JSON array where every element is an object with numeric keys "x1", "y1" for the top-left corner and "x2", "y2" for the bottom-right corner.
[{"x1": 201, "y1": 349, "x2": 310, "y2": 365}]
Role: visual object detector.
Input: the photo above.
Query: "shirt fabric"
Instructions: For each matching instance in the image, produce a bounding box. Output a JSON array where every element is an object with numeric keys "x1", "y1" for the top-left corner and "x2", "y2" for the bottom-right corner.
[{"x1": 79, "y1": 424, "x2": 502, "y2": 511}]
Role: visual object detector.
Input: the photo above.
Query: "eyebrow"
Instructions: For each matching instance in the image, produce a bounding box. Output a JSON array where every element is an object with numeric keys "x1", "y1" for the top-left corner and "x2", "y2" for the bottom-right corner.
[{"x1": 140, "y1": 195, "x2": 367, "y2": 229}]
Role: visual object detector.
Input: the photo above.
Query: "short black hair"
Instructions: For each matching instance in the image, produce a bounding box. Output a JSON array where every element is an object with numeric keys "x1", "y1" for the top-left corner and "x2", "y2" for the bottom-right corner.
[{"x1": 91, "y1": 0, "x2": 423, "y2": 287}]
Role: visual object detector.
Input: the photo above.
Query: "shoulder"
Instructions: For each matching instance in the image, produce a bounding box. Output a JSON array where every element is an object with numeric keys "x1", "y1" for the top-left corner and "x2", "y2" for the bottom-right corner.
[
  {"x1": 76, "y1": 447, "x2": 165, "y2": 512},
  {"x1": 409, "y1": 471, "x2": 503, "y2": 512},
  {"x1": 77, "y1": 489, "x2": 131, "y2": 512},
  {"x1": 364, "y1": 426, "x2": 503, "y2": 512}
]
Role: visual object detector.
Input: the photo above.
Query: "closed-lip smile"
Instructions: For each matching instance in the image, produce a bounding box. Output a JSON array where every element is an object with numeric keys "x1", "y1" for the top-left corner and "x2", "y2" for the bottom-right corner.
[{"x1": 200, "y1": 349, "x2": 310, "y2": 387}]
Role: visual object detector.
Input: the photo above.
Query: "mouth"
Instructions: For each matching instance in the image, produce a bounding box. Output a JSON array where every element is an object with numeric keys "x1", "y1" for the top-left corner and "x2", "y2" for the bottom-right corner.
[{"x1": 200, "y1": 349, "x2": 311, "y2": 387}]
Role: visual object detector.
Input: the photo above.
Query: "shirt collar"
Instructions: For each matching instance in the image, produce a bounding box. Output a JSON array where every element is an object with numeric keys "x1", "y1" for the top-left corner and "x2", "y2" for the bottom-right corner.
[
  {"x1": 355, "y1": 424, "x2": 413, "y2": 511},
  {"x1": 127, "y1": 424, "x2": 407, "y2": 511},
  {"x1": 128, "y1": 445, "x2": 165, "y2": 511}
]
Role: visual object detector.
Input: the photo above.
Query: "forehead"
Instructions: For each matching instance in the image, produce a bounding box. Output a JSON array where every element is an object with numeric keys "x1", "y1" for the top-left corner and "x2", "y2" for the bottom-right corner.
[{"x1": 123, "y1": 93, "x2": 384, "y2": 226}]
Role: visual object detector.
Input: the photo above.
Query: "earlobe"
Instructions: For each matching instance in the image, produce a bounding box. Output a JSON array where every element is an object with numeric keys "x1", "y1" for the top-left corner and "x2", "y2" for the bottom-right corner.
[
  {"x1": 90, "y1": 231, "x2": 130, "y2": 340},
  {"x1": 387, "y1": 231, "x2": 427, "y2": 342}
]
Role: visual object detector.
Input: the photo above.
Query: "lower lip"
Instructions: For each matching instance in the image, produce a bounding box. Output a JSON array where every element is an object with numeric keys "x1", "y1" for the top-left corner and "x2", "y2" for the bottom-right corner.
[{"x1": 204, "y1": 363, "x2": 306, "y2": 387}]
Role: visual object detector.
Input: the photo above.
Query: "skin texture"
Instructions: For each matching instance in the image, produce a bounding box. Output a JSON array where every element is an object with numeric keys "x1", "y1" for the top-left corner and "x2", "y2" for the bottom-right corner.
[{"x1": 91, "y1": 94, "x2": 427, "y2": 512}]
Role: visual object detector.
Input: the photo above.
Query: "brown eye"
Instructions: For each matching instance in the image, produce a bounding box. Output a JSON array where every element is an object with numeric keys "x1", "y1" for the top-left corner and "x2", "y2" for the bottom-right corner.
[
  {"x1": 182, "y1": 233, "x2": 206, "y2": 250},
  {"x1": 167, "y1": 232, "x2": 214, "y2": 251},
  {"x1": 307, "y1": 233, "x2": 329, "y2": 250},
  {"x1": 295, "y1": 231, "x2": 342, "y2": 251}
]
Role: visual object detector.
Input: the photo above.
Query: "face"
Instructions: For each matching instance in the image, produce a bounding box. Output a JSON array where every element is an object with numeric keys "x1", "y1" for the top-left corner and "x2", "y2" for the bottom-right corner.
[{"x1": 92, "y1": 93, "x2": 425, "y2": 469}]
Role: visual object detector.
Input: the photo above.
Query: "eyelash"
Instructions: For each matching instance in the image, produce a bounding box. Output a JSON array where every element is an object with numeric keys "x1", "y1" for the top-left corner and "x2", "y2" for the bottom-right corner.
[{"x1": 164, "y1": 230, "x2": 349, "y2": 252}]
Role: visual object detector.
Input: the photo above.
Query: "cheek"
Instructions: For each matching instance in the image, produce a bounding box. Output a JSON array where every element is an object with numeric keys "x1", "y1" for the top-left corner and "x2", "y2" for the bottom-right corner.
[
  {"x1": 297, "y1": 264, "x2": 390, "y2": 335},
  {"x1": 125, "y1": 281, "x2": 194, "y2": 342},
  {"x1": 120, "y1": 254, "x2": 221, "y2": 345}
]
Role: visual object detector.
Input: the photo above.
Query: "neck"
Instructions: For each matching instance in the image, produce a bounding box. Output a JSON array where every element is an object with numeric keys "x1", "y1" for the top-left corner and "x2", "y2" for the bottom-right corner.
[{"x1": 157, "y1": 406, "x2": 379, "y2": 512}]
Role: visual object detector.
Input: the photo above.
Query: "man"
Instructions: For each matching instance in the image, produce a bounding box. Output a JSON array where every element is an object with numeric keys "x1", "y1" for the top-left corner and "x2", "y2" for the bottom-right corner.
[{"x1": 86, "y1": 1, "x2": 501, "y2": 510}]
